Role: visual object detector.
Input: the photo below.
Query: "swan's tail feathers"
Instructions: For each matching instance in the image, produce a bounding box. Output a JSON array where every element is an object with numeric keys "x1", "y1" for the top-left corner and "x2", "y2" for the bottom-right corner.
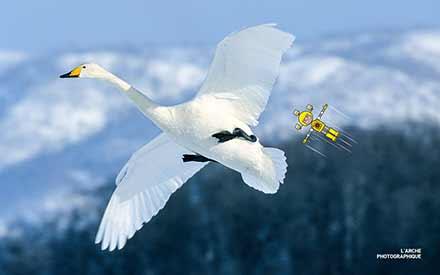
[
  {"x1": 264, "y1": 147, "x2": 288, "y2": 185},
  {"x1": 241, "y1": 173, "x2": 279, "y2": 194},
  {"x1": 241, "y1": 147, "x2": 287, "y2": 194}
]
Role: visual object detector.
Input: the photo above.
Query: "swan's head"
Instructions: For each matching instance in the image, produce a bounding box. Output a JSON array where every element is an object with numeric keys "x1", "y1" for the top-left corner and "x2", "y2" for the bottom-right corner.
[{"x1": 60, "y1": 63, "x2": 109, "y2": 79}]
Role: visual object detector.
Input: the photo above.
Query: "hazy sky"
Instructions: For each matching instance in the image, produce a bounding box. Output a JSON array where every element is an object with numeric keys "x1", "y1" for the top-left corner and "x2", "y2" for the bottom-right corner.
[{"x1": 1, "y1": 0, "x2": 439, "y2": 53}]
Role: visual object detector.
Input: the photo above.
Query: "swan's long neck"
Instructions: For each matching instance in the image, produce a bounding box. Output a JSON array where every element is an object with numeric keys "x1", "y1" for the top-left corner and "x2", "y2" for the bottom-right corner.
[{"x1": 102, "y1": 71, "x2": 172, "y2": 128}]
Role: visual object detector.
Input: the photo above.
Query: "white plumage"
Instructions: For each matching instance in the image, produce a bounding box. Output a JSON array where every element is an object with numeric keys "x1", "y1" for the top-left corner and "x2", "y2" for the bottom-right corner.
[
  {"x1": 60, "y1": 24, "x2": 295, "y2": 251},
  {"x1": 199, "y1": 23, "x2": 295, "y2": 126},
  {"x1": 96, "y1": 134, "x2": 208, "y2": 251}
]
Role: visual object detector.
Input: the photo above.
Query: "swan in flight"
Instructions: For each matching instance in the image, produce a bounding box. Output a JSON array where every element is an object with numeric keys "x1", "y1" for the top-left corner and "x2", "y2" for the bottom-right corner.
[{"x1": 60, "y1": 24, "x2": 294, "y2": 251}]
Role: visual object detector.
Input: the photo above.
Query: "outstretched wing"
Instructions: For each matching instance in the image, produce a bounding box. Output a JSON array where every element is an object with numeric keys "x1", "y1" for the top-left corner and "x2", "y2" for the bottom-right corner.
[
  {"x1": 95, "y1": 133, "x2": 208, "y2": 251},
  {"x1": 197, "y1": 24, "x2": 295, "y2": 126}
]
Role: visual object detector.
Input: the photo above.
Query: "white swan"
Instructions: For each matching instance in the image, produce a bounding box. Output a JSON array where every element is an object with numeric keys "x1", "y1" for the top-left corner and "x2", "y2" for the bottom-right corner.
[{"x1": 60, "y1": 24, "x2": 294, "y2": 251}]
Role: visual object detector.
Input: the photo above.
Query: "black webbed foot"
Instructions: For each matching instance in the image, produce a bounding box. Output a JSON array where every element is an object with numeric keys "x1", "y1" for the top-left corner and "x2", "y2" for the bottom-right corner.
[
  {"x1": 182, "y1": 154, "x2": 216, "y2": 163},
  {"x1": 232, "y1": 128, "x2": 257, "y2": 142},
  {"x1": 212, "y1": 128, "x2": 257, "y2": 143},
  {"x1": 212, "y1": 130, "x2": 236, "y2": 143}
]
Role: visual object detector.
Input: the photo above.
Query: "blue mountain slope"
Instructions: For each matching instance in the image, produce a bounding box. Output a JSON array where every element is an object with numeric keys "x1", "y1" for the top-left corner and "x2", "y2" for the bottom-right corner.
[{"x1": 0, "y1": 29, "x2": 439, "y2": 222}]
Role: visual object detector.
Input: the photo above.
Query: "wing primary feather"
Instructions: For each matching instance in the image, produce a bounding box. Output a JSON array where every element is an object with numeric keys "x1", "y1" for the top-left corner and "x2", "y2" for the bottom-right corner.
[
  {"x1": 95, "y1": 133, "x2": 208, "y2": 251},
  {"x1": 197, "y1": 24, "x2": 295, "y2": 126}
]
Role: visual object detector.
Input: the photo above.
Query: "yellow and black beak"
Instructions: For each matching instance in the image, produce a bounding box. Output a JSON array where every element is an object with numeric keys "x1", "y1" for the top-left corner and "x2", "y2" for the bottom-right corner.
[{"x1": 60, "y1": 66, "x2": 82, "y2": 78}]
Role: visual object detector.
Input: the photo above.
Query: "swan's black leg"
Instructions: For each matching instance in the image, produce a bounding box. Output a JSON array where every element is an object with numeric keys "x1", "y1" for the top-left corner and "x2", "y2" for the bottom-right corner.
[
  {"x1": 182, "y1": 154, "x2": 217, "y2": 163},
  {"x1": 232, "y1": 128, "x2": 257, "y2": 142},
  {"x1": 212, "y1": 128, "x2": 257, "y2": 143},
  {"x1": 212, "y1": 130, "x2": 236, "y2": 143}
]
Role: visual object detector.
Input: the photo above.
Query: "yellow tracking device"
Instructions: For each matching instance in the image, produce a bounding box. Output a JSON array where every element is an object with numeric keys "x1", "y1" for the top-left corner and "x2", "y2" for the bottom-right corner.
[{"x1": 293, "y1": 104, "x2": 340, "y2": 144}]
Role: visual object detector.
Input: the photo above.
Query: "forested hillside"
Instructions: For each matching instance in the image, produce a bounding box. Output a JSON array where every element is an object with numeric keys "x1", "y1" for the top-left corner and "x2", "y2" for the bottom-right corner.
[{"x1": 1, "y1": 125, "x2": 438, "y2": 275}]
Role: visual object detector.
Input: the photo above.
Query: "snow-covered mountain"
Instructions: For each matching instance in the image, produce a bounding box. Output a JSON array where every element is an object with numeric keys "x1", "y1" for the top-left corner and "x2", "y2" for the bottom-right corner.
[{"x1": 0, "y1": 29, "x2": 439, "y2": 222}]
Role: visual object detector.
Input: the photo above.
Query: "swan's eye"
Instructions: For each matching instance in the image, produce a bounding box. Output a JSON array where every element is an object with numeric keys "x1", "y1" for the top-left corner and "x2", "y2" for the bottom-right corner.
[{"x1": 82, "y1": 66, "x2": 86, "y2": 69}]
